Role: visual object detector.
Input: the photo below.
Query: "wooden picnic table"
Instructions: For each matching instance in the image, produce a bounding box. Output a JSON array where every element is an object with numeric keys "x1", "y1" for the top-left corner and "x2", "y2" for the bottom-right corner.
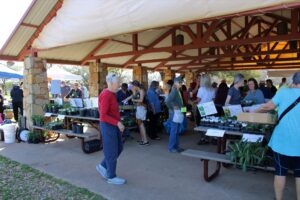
[{"x1": 188, "y1": 126, "x2": 271, "y2": 182}]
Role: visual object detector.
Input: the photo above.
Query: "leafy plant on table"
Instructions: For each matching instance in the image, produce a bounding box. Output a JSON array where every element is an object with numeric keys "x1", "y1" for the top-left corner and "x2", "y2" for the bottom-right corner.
[{"x1": 229, "y1": 140, "x2": 268, "y2": 171}]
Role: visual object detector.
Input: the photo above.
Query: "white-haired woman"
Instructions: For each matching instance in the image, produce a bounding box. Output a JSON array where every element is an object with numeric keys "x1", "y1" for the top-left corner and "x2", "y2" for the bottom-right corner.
[
  {"x1": 255, "y1": 72, "x2": 300, "y2": 200},
  {"x1": 225, "y1": 73, "x2": 244, "y2": 105},
  {"x1": 196, "y1": 74, "x2": 216, "y2": 144},
  {"x1": 96, "y1": 73, "x2": 126, "y2": 185}
]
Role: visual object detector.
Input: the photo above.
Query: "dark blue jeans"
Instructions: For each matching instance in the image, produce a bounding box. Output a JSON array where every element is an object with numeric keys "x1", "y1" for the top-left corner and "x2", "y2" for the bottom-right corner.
[
  {"x1": 168, "y1": 112, "x2": 180, "y2": 151},
  {"x1": 100, "y1": 122, "x2": 123, "y2": 179}
]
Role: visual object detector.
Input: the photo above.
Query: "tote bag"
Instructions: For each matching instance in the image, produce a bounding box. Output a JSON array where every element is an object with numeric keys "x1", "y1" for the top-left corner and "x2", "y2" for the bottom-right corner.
[{"x1": 173, "y1": 109, "x2": 184, "y2": 123}]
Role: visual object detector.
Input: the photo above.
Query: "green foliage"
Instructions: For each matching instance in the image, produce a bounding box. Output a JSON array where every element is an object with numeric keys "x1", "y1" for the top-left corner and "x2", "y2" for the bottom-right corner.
[
  {"x1": 32, "y1": 115, "x2": 45, "y2": 126},
  {"x1": 108, "y1": 67, "x2": 133, "y2": 83},
  {"x1": 210, "y1": 70, "x2": 262, "y2": 84},
  {"x1": 28, "y1": 131, "x2": 43, "y2": 144},
  {"x1": 229, "y1": 140, "x2": 268, "y2": 171}
]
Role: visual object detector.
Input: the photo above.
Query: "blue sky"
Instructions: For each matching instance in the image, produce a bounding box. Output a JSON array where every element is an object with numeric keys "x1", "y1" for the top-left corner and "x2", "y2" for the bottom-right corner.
[{"x1": 0, "y1": 0, "x2": 32, "y2": 49}]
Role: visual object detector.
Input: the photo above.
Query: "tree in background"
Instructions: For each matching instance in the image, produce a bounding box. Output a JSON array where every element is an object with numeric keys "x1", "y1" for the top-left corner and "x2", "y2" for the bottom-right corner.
[
  {"x1": 108, "y1": 67, "x2": 132, "y2": 83},
  {"x1": 210, "y1": 70, "x2": 263, "y2": 84}
]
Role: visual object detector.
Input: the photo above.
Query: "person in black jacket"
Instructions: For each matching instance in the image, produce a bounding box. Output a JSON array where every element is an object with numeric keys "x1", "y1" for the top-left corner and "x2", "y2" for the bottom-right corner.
[
  {"x1": 10, "y1": 84, "x2": 24, "y2": 121},
  {"x1": 0, "y1": 89, "x2": 4, "y2": 120}
]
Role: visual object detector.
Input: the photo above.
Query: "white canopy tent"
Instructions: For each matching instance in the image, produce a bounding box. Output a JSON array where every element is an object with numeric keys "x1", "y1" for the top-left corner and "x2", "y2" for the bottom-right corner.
[
  {"x1": 47, "y1": 66, "x2": 82, "y2": 81},
  {"x1": 33, "y1": 0, "x2": 299, "y2": 49}
]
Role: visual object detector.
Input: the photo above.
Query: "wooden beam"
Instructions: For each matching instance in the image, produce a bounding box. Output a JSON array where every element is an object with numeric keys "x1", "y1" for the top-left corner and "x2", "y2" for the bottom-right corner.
[
  {"x1": 90, "y1": 32, "x2": 300, "y2": 60},
  {"x1": 80, "y1": 39, "x2": 110, "y2": 65},
  {"x1": 20, "y1": 23, "x2": 38, "y2": 28},
  {"x1": 18, "y1": 0, "x2": 64, "y2": 60},
  {"x1": 167, "y1": 57, "x2": 300, "y2": 67},
  {"x1": 122, "y1": 28, "x2": 176, "y2": 68},
  {"x1": 132, "y1": 33, "x2": 138, "y2": 51},
  {"x1": 185, "y1": 62, "x2": 300, "y2": 70},
  {"x1": 291, "y1": 9, "x2": 299, "y2": 34}
]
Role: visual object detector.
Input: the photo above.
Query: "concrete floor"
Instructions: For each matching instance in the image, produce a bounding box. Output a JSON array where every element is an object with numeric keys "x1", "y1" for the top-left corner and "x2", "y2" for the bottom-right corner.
[{"x1": 0, "y1": 128, "x2": 296, "y2": 200}]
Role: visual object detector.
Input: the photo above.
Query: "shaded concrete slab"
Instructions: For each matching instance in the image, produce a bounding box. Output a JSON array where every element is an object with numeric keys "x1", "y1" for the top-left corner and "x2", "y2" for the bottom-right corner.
[{"x1": 0, "y1": 130, "x2": 296, "y2": 200}]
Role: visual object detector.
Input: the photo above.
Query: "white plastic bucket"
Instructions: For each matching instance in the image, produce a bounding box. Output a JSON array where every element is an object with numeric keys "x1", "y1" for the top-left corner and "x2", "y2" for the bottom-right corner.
[{"x1": 2, "y1": 124, "x2": 16, "y2": 144}]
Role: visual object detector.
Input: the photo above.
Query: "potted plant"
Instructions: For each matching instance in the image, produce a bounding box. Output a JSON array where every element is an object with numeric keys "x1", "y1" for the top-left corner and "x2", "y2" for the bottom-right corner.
[
  {"x1": 32, "y1": 115, "x2": 44, "y2": 126},
  {"x1": 28, "y1": 131, "x2": 43, "y2": 144},
  {"x1": 229, "y1": 140, "x2": 268, "y2": 171}
]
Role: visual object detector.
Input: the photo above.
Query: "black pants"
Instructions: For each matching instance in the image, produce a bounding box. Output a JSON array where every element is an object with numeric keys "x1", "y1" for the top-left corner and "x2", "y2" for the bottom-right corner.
[
  {"x1": 12, "y1": 101, "x2": 23, "y2": 121},
  {"x1": 148, "y1": 112, "x2": 160, "y2": 139}
]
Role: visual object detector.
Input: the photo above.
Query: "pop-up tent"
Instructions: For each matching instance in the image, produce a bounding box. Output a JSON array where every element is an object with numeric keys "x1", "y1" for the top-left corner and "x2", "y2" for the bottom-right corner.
[
  {"x1": 0, "y1": 66, "x2": 23, "y2": 79},
  {"x1": 47, "y1": 66, "x2": 82, "y2": 81}
]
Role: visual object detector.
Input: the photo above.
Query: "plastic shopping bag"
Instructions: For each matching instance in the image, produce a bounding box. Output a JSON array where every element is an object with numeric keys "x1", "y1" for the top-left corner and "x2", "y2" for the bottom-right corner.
[{"x1": 173, "y1": 110, "x2": 184, "y2": 123}]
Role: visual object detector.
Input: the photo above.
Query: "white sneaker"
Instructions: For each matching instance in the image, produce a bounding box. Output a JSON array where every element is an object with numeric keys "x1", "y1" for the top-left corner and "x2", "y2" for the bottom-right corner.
[
  {"x1": 107, "y1": 177, "x2": 126, "y2": 185},
  {"x1": 96, "y1": 164, "x2": 108, "y2": 180}
]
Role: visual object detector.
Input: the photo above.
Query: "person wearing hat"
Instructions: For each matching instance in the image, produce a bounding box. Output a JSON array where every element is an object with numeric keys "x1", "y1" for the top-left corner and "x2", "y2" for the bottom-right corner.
[
  {"x1": 165, "y1": 77, "x2": 185, "y2": 153},
  {"x1": 123, "y1": 80, "x2": 149, "y2": 145}
]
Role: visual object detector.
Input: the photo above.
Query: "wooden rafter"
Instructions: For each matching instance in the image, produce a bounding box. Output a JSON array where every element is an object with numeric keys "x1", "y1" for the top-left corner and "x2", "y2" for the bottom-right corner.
[{"x1": 18, "y1": 0, "x2": 64, "y2": 60}]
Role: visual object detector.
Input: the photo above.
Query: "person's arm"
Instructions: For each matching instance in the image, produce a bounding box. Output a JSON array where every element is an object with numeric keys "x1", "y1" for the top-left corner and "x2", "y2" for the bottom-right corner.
[
  {"x1": 225, "y1": 95, "x2": 231, "y2": 105},
  {"x1": 196, "y1": 88, "x2": 202, "y2": 104},
  {"x1": 166, "y1": 89, "x2": 175, "y2": 109},
  {"x1": 255, "y1": 100, "x2": 276, "y2": 113},
  {"x1": 65, "y1": 89, "x2": 73, "y2": 99},
  {"x1": 122, "y1": 95, "x2": 133, "y2": 103},
  {"x1": 132, "y1": 90, "x2": 144, "y2": 103},
  {"x1": 147, "y1": 91, "x2": 156, "y2": 113},
  {"x1": 99, "y1": 93, "x2": 119, "y2": 126}
]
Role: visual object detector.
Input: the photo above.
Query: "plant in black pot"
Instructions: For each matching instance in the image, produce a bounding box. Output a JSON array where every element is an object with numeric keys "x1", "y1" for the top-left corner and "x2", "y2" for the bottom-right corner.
[
  {"x1": 28, "y1": 131, "x2": 43, "y2": 144},
  {"x1": 72, "y1": 123, "x2": 78, "y2": 133},
  {"x1": 76, "y1": 124, "x2": 84, "y2": 134},
  {"x1": 79, "y1": 108, "x2": 87, "y2": 117},
  {"x1": 32, "y1": 115, "x2": 44, "y2": 126},
  {"x1": 58, "y1": 108, "x2": 67, "y2": 115}
]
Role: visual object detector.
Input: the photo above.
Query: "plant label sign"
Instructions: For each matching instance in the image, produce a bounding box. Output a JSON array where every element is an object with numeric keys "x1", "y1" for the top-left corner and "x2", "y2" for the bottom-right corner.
[
  {"x1": 44, "y1": 113, "x2": 52, "y2": 117},
  {"x1": 242, "y1": 134, "x2": 264, "y2": 143},
  {"x1": 197, "y1": 101, "x2": 217, "y2": 117},
  {"x1": 223, "y1": 105, "x2": 243, "y2": 117},
  {"x1": 206, "y1": 129, "x2": 225, "y2": 137},
  {"x1": 57, "y1": 115, "x2": 65, "y2": 120}
]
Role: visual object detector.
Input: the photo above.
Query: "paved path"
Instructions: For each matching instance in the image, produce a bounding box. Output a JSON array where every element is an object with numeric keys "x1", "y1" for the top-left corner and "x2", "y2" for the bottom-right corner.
[{"x1": 0, "y1": 130, "x2": 296, "y2": 200}]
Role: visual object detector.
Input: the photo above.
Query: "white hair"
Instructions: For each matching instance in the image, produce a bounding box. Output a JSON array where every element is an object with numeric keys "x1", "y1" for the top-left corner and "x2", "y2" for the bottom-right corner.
[
  {"x1": 106, "y1": 72, "x2": 119, "y2": 84},
  {"x1": 233, "y1": 73, "x2": 244, "y2": 84},
  {"x1": 200, "y1": 74, "x2": 212, "y2": 88}
]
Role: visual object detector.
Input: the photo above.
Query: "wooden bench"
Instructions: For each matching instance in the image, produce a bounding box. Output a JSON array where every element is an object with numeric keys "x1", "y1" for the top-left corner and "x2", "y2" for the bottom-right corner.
[
  {"x1": 182, "y1": 149, "x2": 231, "y2": 182},
  {"x1": 32, "y1": 125, "x2": 100, "y2": 153},
  {"x1": 182, "y1": 149, "x2": 276, "y2": 182}
]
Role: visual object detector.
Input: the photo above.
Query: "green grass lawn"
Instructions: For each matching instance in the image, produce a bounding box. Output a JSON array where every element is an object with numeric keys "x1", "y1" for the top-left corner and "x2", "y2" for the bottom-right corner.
[{"x1": 0, "y1": 155, "x2": 106, "y2": 200}]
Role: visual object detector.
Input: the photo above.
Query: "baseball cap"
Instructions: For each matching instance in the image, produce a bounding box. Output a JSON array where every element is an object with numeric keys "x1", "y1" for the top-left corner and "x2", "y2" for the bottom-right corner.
[{"x1": 174, "y1": 77, "x2": 183, "y2": 83}]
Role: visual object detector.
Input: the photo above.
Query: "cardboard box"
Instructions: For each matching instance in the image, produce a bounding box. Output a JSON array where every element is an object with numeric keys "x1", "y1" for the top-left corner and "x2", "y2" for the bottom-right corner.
[{"x1": 237, "y1": 112, "x2": 277, "y2": 124}]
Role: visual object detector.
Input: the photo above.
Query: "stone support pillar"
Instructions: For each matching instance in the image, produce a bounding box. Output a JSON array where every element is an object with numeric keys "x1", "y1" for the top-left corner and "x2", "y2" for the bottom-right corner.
[
  {"x1": 23, "y1": 56, "x2": 49, "y2": 129},
  {"x1": 185, "y1": 71, "x2": 195, "y2": 87},
  {"x1": 133, "y1": 65, "x2": 148, "y2": 88},
  {"x1": 89, "y1": 61, "x2": 108, "y2": 97}
]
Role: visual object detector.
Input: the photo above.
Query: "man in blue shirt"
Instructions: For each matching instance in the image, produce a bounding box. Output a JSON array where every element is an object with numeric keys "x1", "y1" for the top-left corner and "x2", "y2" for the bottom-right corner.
[
  {"x1": 147, "y1": 81, "x2": 161, "y2": 140},
  {"x1": 116, "y1": 83, "x2": 132, "y2": 105}
]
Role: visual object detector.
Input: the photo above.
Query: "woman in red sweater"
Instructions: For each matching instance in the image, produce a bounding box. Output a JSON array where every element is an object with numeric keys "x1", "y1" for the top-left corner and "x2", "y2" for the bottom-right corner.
[{"x1": 96, "y1": 73, "x2": 126, "y2": 185}]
